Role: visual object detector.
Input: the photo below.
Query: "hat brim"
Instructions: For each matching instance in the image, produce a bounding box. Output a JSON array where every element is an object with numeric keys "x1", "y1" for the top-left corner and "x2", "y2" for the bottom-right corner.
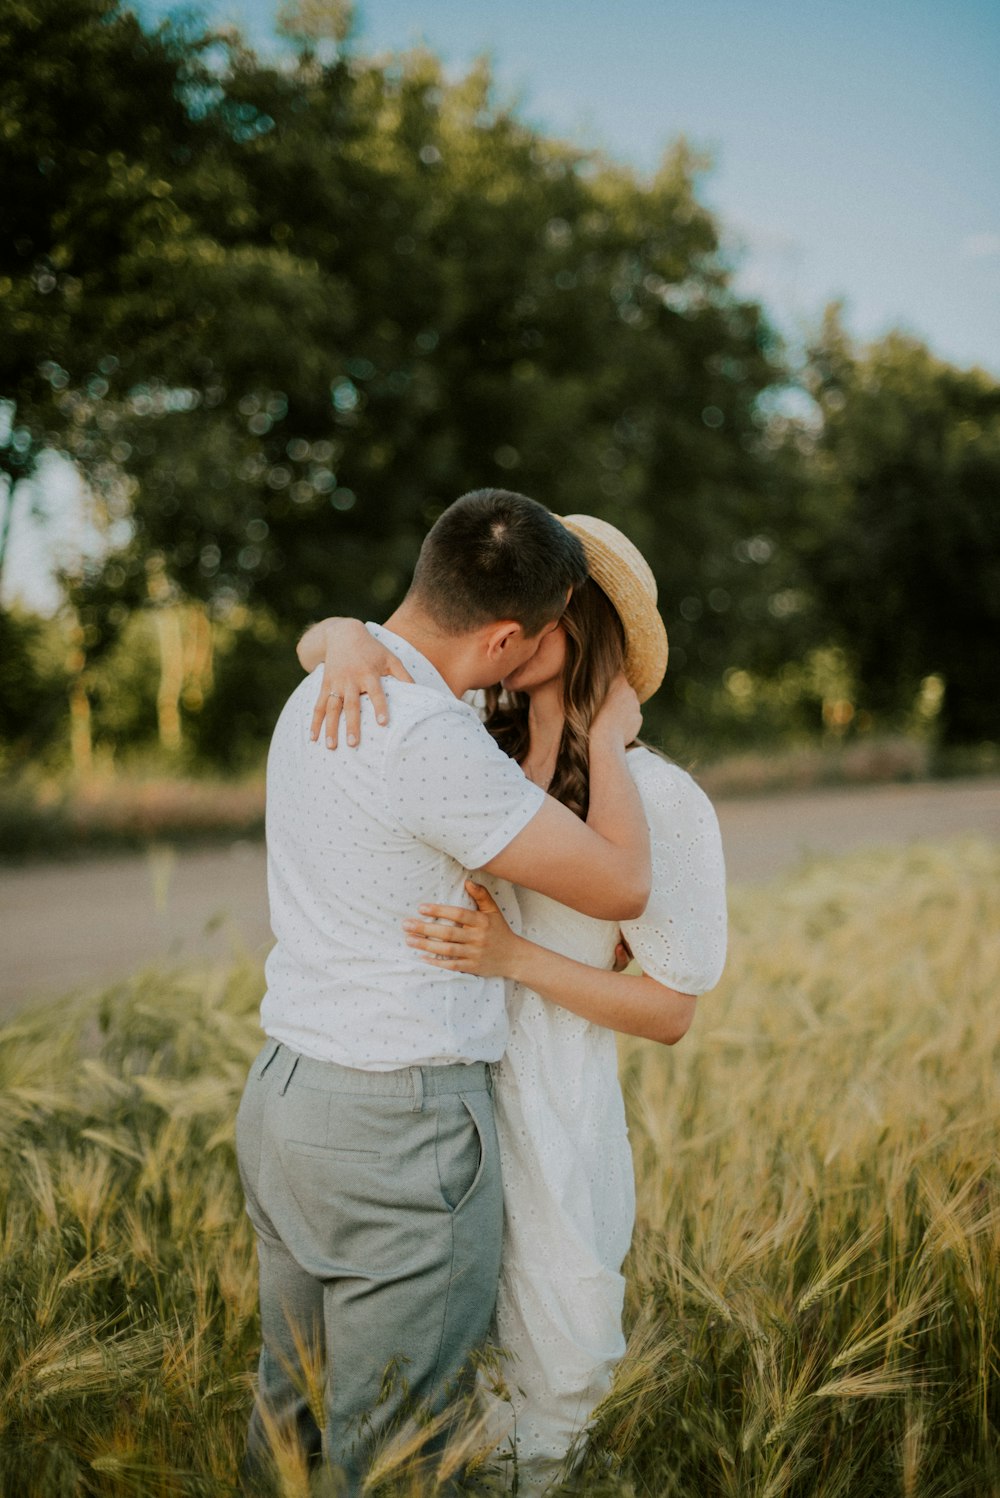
[{"x1": 559, "y1": 515, "x2": 669, "y2": 703}]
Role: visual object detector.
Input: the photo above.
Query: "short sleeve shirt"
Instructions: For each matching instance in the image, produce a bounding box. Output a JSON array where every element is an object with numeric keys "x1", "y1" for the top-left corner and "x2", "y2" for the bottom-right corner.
[
  {"x1": 261, "y1": 626, "x2": 545, "y2": 1069},
  {"x1": 621, "y1": 749, "x2": 727, "y2": 994}
]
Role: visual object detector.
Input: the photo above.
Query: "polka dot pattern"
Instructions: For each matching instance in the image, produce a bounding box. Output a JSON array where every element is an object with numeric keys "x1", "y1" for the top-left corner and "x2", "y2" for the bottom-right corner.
[{"x1": 260, "y1": 628, "x2": 544, "y2": 1071}]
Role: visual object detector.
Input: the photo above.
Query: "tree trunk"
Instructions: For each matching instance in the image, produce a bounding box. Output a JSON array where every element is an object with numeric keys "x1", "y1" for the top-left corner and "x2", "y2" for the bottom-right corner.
[
  {"x1": 65, "y1": 615, "x2": 93, "y2": 775},
  {"x1": 180, "y1": 602, "x2": 214, "y2": 712},
  {"x1": 154, "y1": 606, "x2": 185, "y2": 751}
]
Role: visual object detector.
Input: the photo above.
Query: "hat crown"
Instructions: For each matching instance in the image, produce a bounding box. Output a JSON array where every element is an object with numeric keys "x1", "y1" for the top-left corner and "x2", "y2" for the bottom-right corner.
[
  {"x1": 561, "y1": 514, "x2": 658, "y2": 603},
  {"x1": 558, "y1": 513, "x2": 668, "y2": 703}
]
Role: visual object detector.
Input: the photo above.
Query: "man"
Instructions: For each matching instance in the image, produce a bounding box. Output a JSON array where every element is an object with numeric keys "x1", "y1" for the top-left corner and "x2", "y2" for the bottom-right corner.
[{"x1": 236, "y1": 488, "x2": 651, "y2": 1492}]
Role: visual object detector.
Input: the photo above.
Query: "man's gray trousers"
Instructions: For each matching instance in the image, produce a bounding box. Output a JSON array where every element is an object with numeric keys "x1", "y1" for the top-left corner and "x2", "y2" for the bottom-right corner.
[{"x1": 235, "y1": 1040, "x2": 503, "y2": 1491}]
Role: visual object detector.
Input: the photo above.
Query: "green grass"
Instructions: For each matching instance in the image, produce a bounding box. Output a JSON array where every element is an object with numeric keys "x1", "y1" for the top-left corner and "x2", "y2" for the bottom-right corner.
[{"x1": 0, "y1": 839, "x2": 997, "y2": 1496}]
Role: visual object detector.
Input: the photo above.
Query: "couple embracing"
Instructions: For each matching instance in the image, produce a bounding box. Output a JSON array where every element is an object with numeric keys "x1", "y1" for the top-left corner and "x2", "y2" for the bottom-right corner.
[{"x1": 235, "y1": 489, "x2": 727, "y2": 1494}]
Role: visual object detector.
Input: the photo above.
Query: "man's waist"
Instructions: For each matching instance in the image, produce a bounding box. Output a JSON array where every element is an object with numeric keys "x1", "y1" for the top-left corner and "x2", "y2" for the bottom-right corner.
[
  {"x1": 257, "y1": 1040, "x2": 494, "y2": 1098},
  {"x1": 259, "y1": 987, "x2": 508, "y2": 1069},
  {"x1": 264, "y1": 943, "x2": 497, "y2": 996}
]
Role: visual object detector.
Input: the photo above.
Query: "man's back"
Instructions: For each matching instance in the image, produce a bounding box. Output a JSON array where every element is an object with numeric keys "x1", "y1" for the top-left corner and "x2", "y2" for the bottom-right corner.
[{"x1": 261, "y1": 636, "x2": 544, "y2": 1070}]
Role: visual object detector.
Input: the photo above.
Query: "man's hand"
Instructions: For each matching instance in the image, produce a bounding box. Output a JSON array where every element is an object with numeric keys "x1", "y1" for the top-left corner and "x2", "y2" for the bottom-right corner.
[{"x1": 298, "y1": 618, "x2": 413, "y2": 748}]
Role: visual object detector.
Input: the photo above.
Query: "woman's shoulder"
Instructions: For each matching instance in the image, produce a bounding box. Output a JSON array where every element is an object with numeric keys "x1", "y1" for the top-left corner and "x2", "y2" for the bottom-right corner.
[
  {"x1": 627, "y1": 744, "x2": 716, "y2": 814},
  {"x1": 626, "y1": 749, "x2": 727, "y2": 946}
]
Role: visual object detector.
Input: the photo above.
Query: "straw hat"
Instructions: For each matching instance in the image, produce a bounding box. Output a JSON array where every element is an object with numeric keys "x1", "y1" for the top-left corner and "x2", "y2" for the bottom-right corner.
[{"x1": 559, "y1": 514, "x2": 669, "y2": 703}]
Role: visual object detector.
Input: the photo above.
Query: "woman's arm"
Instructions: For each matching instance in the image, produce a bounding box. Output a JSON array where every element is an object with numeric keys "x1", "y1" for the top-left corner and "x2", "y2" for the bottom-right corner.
[
  {"x1": 403, "y1": 881, "x2": 696, "y2": 1046},
  {"x1": 483, "y1": 677, "x2": 651, "y2": 917},
  {"x1": 297, "y1": 617, "x2": 412, "y2": 747},
  {"x1": 583, "y1": 676, "x2": 650, "y2": 896},
  {"x1": 506, "y1": 940, "x2": 697, "y2": 1044}
]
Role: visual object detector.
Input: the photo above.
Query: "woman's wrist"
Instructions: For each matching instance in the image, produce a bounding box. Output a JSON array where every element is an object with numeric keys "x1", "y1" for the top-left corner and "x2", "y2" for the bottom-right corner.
[
  {"x1": 587, "y1": 721, "x2": 628, "y2": 758},
  {"x1": 506, "y1": 933, "x2": 539, "y2": 986},
  {"x1": 297, "y1": 618, "x2": 333, "y2": 671}
]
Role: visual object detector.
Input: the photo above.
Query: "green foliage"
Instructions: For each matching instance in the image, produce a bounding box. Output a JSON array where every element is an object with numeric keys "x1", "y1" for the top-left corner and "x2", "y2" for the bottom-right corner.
[
  {"x1": 187, "y1": 611, "x2": 301, "y2": 768},
  {"x1": 1, "y1": 2, "x2": 996, "y2": 770},
  {"x1": 800, "y1": 306, "x2": 1000, "y2": 744},
  {"x1": 0, "y1": 840, "x2": 997, "y2": 1494},
  {"x1": 2, "y1": 0, "x2": 804, "y2": 761},
  {"x1": 0, "y1": 0, "x2": 205, "y2": 488},
  {"x1": 0, "y1": 606, "x2": 69, "y2": 762}
]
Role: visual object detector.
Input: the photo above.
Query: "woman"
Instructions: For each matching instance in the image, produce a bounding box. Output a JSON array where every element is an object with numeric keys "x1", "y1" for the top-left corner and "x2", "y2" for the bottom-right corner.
[{"x1": 298, "y1": 515, "x2": 727, "y2": 1492}]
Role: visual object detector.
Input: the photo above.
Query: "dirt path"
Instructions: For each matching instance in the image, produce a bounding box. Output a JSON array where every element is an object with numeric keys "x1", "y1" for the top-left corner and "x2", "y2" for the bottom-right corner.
[{"x1": 1, "y1": 777, "x2": 997, "y2": 1019}]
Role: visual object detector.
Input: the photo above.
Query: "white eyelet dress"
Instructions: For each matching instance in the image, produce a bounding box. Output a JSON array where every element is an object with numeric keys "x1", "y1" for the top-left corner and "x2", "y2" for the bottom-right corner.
[{"x1": 481, "y1": 747, "x2": 728, "y2": 1494}]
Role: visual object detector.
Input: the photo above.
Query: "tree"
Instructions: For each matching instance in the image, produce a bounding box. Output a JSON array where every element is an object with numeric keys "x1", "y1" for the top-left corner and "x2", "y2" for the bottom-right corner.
[
  {"x1": 2, "y1": 0, "x2": 797, "y2": 761},
  {"x1": 800, "y1": 306, "x2": 1000, "y2": 744},
  {"x1": 0, "y1": 0, "x2": 205, "y2": 543},
  {"x1": 0, "y1": 607, "x2": 68, "y2": 762}
]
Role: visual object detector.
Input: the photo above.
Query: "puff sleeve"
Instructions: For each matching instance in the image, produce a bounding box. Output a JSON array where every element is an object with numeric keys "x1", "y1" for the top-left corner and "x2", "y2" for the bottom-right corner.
[{"x1": 620, "y1": 748, "x2": 727, "y2": 995}]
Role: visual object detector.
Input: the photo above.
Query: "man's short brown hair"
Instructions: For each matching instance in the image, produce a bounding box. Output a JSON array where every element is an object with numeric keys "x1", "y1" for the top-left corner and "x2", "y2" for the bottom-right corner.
[{"x1": 408, "y1": 489, "x2": 588, "y2": 637}]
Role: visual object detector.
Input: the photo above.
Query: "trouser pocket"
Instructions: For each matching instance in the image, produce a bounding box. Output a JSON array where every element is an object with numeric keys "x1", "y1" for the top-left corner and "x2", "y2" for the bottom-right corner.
[
  {"x1": 236, "y1": 1047, "x2": 278, "y2": 1225},
  {"x1": 435, "y1": 1095, "x2": 481, "y2": 1212},
  {"x1": 435, "y1": 1091, "x2": 492, "y2": 1213}
]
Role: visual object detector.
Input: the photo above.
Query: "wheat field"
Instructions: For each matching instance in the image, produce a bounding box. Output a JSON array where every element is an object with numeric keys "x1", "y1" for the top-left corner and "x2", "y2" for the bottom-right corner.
[{"x1": 0, "y1": 838, "x2": 997, "y2": 1496}]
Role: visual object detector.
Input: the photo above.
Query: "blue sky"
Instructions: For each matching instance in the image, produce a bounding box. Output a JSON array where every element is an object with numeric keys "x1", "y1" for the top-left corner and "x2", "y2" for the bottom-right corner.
[{"x1": 139, "y1": 0, "x2": 1000, "y2": 376}]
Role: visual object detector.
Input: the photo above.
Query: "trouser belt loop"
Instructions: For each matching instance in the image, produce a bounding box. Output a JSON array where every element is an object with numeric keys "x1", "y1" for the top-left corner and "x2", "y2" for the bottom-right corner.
[
  {"x1": 485, "y1": 1064, "x2": 494, "y2": 1095},
  {"x1": 276, "y1": 1050, "x2": 300, "y2": 1096},
  {"x1": 410, "y1": 1066, "x2": 424, "y2": 1112}
]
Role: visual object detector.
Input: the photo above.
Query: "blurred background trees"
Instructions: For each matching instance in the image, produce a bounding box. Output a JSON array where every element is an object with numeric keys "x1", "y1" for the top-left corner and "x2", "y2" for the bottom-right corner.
[
  {"x1": 800, "y1": 308, "x2": 1000, "y2": 746},
  {"x1": 1, "y1": 0, "x2": 997, "y2": 782}
]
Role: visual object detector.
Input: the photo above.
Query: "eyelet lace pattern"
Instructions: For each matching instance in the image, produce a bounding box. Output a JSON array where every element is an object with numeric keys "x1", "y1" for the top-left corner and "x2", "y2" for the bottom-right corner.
[{"x1": 480, "y1": 749, "x2": 727, "y2": 1490}]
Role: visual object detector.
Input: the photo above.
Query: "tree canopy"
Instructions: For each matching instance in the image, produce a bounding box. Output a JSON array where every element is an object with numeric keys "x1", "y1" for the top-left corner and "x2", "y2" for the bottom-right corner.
[
  {"x1": 800, "y1": 307, "x2": 1000, "y2": 744},
  {"x1": 1, "y1": 0, "x2": 997, "y2": 767}
]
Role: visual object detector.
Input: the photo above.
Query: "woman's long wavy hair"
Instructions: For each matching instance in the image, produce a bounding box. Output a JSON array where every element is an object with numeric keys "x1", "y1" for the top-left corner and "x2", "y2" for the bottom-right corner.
[{"x1": 483, "y1": 578, "x2": 628, "y2": 821}]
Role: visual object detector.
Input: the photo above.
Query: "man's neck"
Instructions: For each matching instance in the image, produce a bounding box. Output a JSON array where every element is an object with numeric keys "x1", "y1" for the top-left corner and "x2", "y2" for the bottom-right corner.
[{"x1": 382, "y1": 603, "x2": 475, "y2": 697}]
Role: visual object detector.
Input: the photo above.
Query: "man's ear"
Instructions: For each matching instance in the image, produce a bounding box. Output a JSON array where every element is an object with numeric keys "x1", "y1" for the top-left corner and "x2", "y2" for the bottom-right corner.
[{"x1": 483, "y1": 621, "x2": 525, "y2": 662}]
